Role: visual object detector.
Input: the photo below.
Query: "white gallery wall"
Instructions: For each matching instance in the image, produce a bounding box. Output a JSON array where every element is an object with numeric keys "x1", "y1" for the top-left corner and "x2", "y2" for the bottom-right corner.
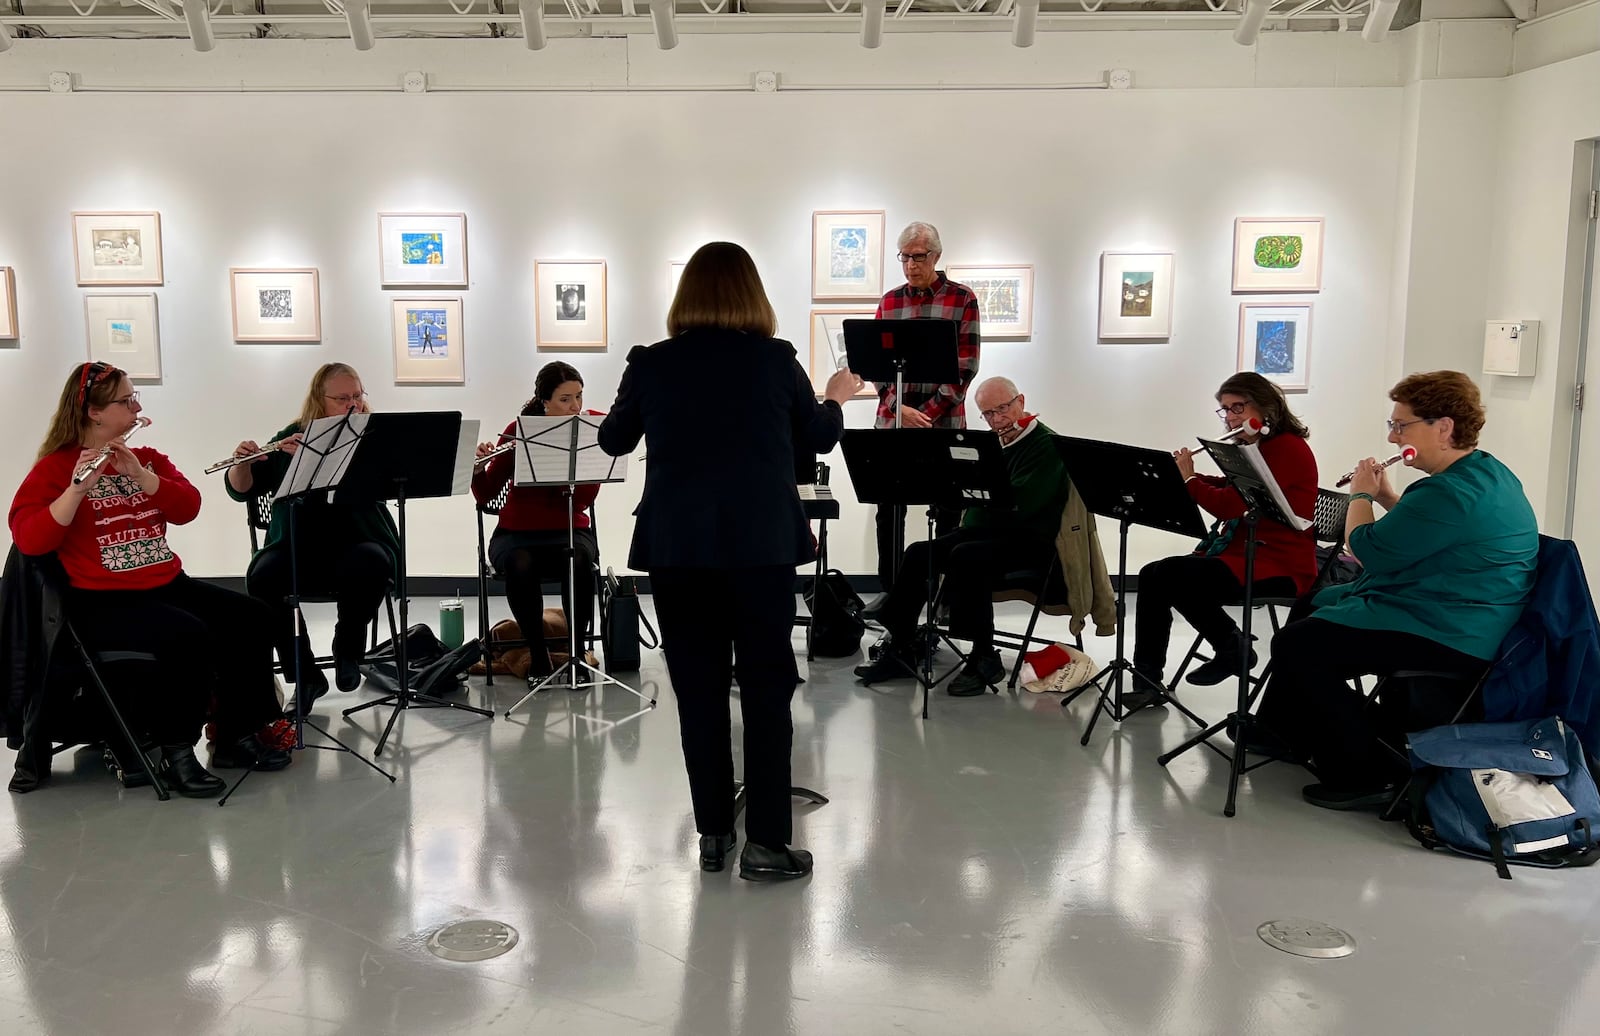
[{"x1": 0, "y1": 21, "x2": 1594, "y2": 583}]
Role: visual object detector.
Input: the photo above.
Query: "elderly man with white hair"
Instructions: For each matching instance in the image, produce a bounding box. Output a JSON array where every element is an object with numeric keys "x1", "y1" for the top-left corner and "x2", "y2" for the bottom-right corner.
[
  {"x1": 864, "y1": 220, "x2": 982, "y2": 617},
  {"x1": 855, "y1": 376, "x2": 1071, "y2": 697}
]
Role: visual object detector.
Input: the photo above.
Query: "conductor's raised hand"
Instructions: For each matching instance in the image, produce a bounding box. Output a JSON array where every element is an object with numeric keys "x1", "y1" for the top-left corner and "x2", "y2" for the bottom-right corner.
[{"x1": 823, "y1": 367, "x2": 862, "y2": 406}]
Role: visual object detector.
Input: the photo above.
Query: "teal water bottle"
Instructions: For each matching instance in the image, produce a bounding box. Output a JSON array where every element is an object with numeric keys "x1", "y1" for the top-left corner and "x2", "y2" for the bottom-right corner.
[{"x1": 439, "y1": 596, "x2": 464, "y2": 650}]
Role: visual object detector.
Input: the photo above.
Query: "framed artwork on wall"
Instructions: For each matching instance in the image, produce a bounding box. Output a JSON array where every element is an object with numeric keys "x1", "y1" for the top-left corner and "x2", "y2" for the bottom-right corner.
[
  {"x1": 1238, "y1": 302, "x2": 1312, "y2": 392},
  {"x1": 72, "y1": 212, "x2": 163, "y2": 287},
  {"x1": 378, "y1": 212, "x2": 468, "y2": 288},
  {"x1": 391, "y1": 297, "x2": 465, "y2": 384},
  {"x1": 809, "y1": 309, "x2": 879, "y2": 399},
  {"x1": 0, "y1": 267, "x2": 17, "y2": 340},
  {"x1": 667, "y1": 259, "x2": 687, "y2": 305},
  {"x1": 84, "y1": 294, "x2": 161, "y2": 379},
  {"x1": 230, "y1": 268, "x2": 322, "y2": 343},
  {"x1": 1098, "y1": 251, "x2": 1175, "y2": 340},
  {"x1": 811, "y1": 210, "x2": 886, "y2": 301},
  {"x1": 1231, "y1": 217, "x2": 1324, "y2": 293},
  {"x1": 535, "y1": 260, "x2": 608, "y2": 350},
  {"x1": 946, "y1": 264, "x2": 1034, "y2": 339}
]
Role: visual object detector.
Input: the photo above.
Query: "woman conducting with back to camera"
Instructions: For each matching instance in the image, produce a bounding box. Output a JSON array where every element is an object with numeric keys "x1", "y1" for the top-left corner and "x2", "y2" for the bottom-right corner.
[
  {"x1": 599, "y1": 241, "x2": 860, "y2": 882},
  {"x1": 9, "y1": 362, "x2": 290, "y2": 796},
  {"x1": 1125, "y1": 371, "x2": 1318, "y2": 711},
  {"x1": 224, "y1": 362, "x2": 400, "y2": 714},
  {"x1": 472, "y1": 360, "x2": 604, "y2": 685}
]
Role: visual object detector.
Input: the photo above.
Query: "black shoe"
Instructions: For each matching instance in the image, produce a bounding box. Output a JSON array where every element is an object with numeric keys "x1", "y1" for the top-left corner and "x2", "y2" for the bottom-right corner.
[
  {"x1": 1186, "y1": 647, "x2": 1259, "y2": 687},
  {"x1": 739, "y1": 841, "x2": 813, "y2": 882},
  {"x1": 284, "y1": 666, "x2": 330, "y2": 716},
  {"x1": 210, "y1": 733, "x2": 292, "y2": 772},
  {"x1": 1302, "y1": 782, "x2": 1396, "y2": 812},
  {"x1": 333, "y1": 625, "x2": 367, "y2": 692},
  {"x1": 854, "y1": 642, "x2": 916, "y2": 684},
  {"x1": 699, "y1": 832, "x2": 737, "y2": 872},
  {"x1": 861, "y1": 593, "x2": 889, "y2": 622},
  {"x1": 159, "y1": 745, "x2": 226, "y2": 798},
  {"x1": 335, "y1": 657, "x2": 362, "y2": 692},
  {"x1": 948, "y1": 649, "x2": 1004, "y2": 697}
]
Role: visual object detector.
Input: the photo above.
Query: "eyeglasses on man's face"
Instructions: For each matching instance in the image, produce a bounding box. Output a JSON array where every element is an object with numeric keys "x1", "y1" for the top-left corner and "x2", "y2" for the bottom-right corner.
[
  {"x1": 980, "y1": 395, "x2": 1021, "y2": 422},
  {"x1": 897, "y1": 251, "x2": 934, "y2": 265},
  {"x1": 1216, "y1": 401, "x2": 1250, "y2": 418},
  {"x1": 325, "y1": 392, "x2": 368, "y2": 406},
  {"x1": 1386, "y1": 416, "x2": 1433, "y2": 434}
]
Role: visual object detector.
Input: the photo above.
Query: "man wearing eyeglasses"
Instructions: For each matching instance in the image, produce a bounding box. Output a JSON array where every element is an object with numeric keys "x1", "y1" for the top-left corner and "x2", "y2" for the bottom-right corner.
[
  {"x1": 855, "y1": 377, "x2": 1096, "y2": 697},
  {"x1": 866, "y1": 221, "x2": 982, "y2": 614}
]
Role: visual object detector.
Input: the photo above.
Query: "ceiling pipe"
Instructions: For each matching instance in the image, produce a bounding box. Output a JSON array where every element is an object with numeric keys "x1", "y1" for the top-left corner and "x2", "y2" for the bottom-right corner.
[
  {"x1": 182, "y1": 0, "x2": 215, "y2": 51},
  {"x1": 1011, "y1": 0, "x2": 1037, "y2": 47},
  {"x1": 1361, "y1": 0, "x2": 1399, "y2": 42},
  {"x1": 1232, "y1": 0, "x2": 1269, "y2": 46},
  {"x1": 519, "y1": 0, "x2": 546, "y2": 48},
  {"x1": 345, "y1": 0, "x2": 374, "y2": 50},
  {"x1": 648, "y1": 0, "x2": 677, "y2": 48},
  {"x1": 860, "y1": 0, "x2": 885, "y2": 48}
]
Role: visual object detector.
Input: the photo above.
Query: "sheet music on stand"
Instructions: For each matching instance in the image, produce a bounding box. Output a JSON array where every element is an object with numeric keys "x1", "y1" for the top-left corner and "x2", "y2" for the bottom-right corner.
[
  {"x1": 450, "y1": 418, "x2": 482, "y2": 496},
  {"x1": 279, "y1": 412, "x2": 366, "y2": 503},
  {"x1": 1196, "y1": 439, "x2": 1312, "y2": 532},
  {"x1": 513, "y1": 414, "x2": 628, "y2": 487}
]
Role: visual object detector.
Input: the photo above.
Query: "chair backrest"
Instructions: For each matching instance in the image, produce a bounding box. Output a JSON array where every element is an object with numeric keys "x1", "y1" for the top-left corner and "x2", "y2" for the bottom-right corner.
[
  {"x1": 815, "y1": 460, "x2": 830, "y2": 487},
  {"x1": 1312, "y1": 488, "x2": 1350, "y2": 546},
  {"x1": 245, "y1": 490, "x2": 274, "y2": 554}
]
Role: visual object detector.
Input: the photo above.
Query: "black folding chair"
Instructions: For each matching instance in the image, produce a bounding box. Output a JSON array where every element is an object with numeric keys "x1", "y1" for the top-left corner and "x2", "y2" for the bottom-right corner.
[
  {"x1": 473, "y1": 478, "x2": 603, "y2": 686},
  {"x1": 990, "y1": 502, "x2": 1090, "y2": 689}
]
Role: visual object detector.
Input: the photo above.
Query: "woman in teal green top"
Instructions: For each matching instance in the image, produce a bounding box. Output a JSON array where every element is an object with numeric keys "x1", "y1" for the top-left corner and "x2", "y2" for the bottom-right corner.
[
  {"x1": 223, "y1": 363, "x2": 401, "y2": 712},
  {"x1": 1256, "y1": 370, "x2": 1537, "y2": 811}
]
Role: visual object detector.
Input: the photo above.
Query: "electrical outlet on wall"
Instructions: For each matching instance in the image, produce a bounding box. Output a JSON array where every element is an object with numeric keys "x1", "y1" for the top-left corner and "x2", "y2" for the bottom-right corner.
[
  {"x1": 48, "y1": 71, "x2": 74, "y2": 93},
  {"x1": 402, "y1": 71, "x2": 428, "y2": 94}
]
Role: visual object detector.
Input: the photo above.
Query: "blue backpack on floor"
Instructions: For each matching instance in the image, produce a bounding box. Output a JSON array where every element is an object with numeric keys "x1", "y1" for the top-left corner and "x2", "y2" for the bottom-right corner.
[{"x1": 1406, "y1": 717, "x2": 1600, "y2": 879}]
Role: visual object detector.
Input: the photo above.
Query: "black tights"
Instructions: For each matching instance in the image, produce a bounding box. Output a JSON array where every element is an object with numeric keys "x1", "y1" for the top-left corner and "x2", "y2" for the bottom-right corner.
[{"x1": 490, "y1": 527, "x2": 598, "y2": 670}]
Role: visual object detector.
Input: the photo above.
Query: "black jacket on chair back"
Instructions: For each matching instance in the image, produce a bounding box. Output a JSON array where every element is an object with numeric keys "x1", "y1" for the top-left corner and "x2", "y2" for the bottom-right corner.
[{"x1": 598, "y1": 329, "x2": 845, "y2": 570}]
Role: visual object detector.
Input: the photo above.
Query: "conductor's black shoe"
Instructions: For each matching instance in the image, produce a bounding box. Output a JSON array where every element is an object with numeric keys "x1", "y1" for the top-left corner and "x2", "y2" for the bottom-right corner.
[
  {"x1": 159, "y1": 745, "x2": 226, "y2": 798},
  {"x1": 1121, "y1": 687, "x2": 1168, "y2": 712},
  {"x1": 699, "y1": 832, "x2": 736, "y2": 872},
  {"x1": 739, "y1": 842, "x2": 813, "y2": 882},
  {"x1": 211, "y1": 733, "x2": 292, "y2": 772},
  {"x1": 1301, "y1": 782, "x2": 1396, "y2": 812},
  {"x1": 854, "y1": 643, "x2": 916, "y2": 684},
  {"x1": 1187, "y1": 646, "x2": 1258, "y2": 687},
  {"x1": 948, "y1": 649, "x2": 1004, "y2": 697}
]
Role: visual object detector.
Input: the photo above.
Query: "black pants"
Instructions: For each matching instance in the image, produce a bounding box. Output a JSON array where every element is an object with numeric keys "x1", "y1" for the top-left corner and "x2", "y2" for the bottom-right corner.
[
  {"x1": 877, "y1": 527, "x2": 1051, "y2": 654},
  {"x1": 651, "y1": 566, "x2": 799, "y2": 850},
  {"x1": 489, "y1": 527, "x2": 598, "y2": 671},
  {"x1": 246, "y1": 540, "x2": 391, "y2": 681},
  {"x1": 876, "y1": 503, "x2": 961, "y2": 593},
  {"x1": 1132, "y1": 554, "x2": 1297, "y2": 679},
  {"x1": 1256, "y1": 616, "x2": 1486, "y2": 790},
  {"x1": 67, "y1": 573, "x2": 281, "y2": 745}
]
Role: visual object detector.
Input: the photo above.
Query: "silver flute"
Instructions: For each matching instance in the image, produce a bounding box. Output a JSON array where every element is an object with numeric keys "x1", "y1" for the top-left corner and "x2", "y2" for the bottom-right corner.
[
  {"x1": 1335, "y1": 447, "x2": 1415, "y2": 488},
  {"x1": 73, "y1": 417, "x2": 150, "y2": 485},
  {"x1": 204, "y1": 435, "x2": 295, "y2": 475}
]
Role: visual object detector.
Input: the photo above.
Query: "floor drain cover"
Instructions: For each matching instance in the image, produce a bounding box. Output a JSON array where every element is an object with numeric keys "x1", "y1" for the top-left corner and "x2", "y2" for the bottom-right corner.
[
  {"x1": 1257, "y1": 919, "x2": 1356, "y2": 959},
  {"x1": 427, "y1": 920, "x2": 520, "y2": 962}
]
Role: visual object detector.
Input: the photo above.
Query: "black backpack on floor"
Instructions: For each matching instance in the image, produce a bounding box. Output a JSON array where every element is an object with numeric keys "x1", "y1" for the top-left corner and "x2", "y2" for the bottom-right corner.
[{"x1": 803, "y1": 569, "x2": 866, "y2": 658}]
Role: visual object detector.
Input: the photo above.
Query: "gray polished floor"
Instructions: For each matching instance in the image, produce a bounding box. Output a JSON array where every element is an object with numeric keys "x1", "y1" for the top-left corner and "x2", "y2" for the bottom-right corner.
[{"x1": 3, "y1": 597, "x2": 1598, "y2": 1035}]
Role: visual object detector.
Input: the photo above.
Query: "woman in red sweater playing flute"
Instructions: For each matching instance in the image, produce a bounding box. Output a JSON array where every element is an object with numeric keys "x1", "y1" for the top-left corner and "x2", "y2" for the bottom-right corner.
[
  {"x1": 1126, "y1": 371, "x2": 1318, "y2": 710},
  {"x1": 8, "y1": 362, "x2": 290, "y2": 796},
  {"x1": 472, "y1": 361, "x2": 602, "y2": 684}
]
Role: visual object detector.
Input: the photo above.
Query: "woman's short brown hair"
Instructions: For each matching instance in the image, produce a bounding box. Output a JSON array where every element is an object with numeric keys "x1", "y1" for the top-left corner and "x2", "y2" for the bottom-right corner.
[
  {"x1": 1215, "y1": 371, "x2": 1310, "y2": 440},
  {"x1": 1390, "y1": 370, "x2": 1485, "y2": 449},
  {"x1": 667, "y1": 242, "x2": 778, "y2": 339}
]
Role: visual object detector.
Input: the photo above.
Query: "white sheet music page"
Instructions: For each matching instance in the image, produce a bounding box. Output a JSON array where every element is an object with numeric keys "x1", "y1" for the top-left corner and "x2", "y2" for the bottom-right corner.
[
  {"x1": 514, "y1": 415, "x2": 629, "y2": 486},
  {"x1": 450, "y1": 418, "x2": 481, "y2": 497},
  {"x1": 1240, "y1": 441, "x2": 1313, "y2": 531},
  {"x1": 281, "y1": 412, "x2": 367, "y2": 502}
]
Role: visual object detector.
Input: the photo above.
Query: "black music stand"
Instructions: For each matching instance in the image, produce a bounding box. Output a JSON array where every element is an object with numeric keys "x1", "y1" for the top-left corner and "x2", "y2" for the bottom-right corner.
[
  {"x1": 220, "y1": 409, "x2": 396, "y2": 804},
  {"x1": 844, "y1": 318, "x2": 961, "y2": 600},
  {"x1": 1156, "y1": 436, "x2": 1311, "y2": 817},
  {"x1": 1052, "y1": 436, "x2": 1212, "y2": 746},
  {"x1": 338, "y1": 412, "x2": 495, "y2": 756},
  {"x1": 502, "y1": 414, "x2": 655, "y2": 717},
  {"x1": 840, "y1": 427, "x2": 1012, "y2": 718}
]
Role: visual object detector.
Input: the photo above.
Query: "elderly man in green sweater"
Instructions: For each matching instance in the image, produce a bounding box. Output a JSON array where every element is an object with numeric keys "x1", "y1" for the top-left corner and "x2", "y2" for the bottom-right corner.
[{"x1": 855, "y1": 376, "x2": 1072, "y2": 696}]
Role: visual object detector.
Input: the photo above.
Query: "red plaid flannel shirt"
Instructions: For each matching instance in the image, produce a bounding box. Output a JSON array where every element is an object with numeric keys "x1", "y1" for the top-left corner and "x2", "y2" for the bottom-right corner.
[{"x1": 872, "y1": 273, "x2": 981, "y2": 429}]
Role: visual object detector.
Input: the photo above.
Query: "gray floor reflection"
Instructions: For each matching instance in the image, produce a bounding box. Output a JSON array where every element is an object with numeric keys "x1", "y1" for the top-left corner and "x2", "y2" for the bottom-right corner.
[{"x1": 2, "y1": 598, "x2": 1599, "y2": 1034}]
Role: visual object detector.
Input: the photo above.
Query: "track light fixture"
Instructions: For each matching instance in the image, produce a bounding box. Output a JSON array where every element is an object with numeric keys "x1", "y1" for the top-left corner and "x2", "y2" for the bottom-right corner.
[
  {"x1": 1362, "y1": 0, "x2": 1399, "y2": 43},
  {"x1": 182, "y1": 0, "x2": 215, "y2": 52},
  {"x1": 649, "y1": 0, "x2": 677, "y2": 49},
  {"x1": 1012, "y1": 0, "x2": 1038, "y2": 48},
  {"x1": 860, "y1": 0, "x2": 885, "y2": 49},
  {"x1": 345, "y1": 0, "x2": 375, "y2": 51},
  {"x1": 1232, "y1": 0, "x2": 1269, "y2": 47},
  {"x1": 520, "y1": 0, "x2": 546, "y2": 49}
]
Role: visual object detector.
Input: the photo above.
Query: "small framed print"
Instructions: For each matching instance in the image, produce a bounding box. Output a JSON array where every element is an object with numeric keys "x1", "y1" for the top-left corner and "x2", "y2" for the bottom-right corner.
[
  {"x1": 1232, "y1": 217, "x2": 1324, "y2": 293},
  {"x1": 230, "y1": 268, "x2": 322, "y2": 343},
  {"x1": 0, "y1": 267, "x2": 17, "y2": 340},
  {"x1": 667, "y1": 260, "x2": 687, "y2": 307},
  {"x1": 809, "y1": 309, "x2": 878, "y2": 400},
  {"x1": 811, "y1": 210, "x2": 886, "y2": 301},
  {"x1": 378, "y1": 212, "x2": 468, "y2": 288},
  {"x1": 84, "y1": 294, "x2": 161, "y2": 380},
  {"x1": 391, "y1": 297, "x2": 465, "y2": 384},
  {"x1": 1098, "y1": 251, "x2": 1175, "y2": 340},
  {"x1": 1239, "y1": 302, "x2": 1313, "y2": 392},
  {"x1": 535, "y1": 260, "x2": 608, "y2": 350},
  {"x1": 72, "y1": 212, "x2": 163, "y2": 287},
  {"x1": 946, "y1": 264, "x2": 1034, "y2": 339}
]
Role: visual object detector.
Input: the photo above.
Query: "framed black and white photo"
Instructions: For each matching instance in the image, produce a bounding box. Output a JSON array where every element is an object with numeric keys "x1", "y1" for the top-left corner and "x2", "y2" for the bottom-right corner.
[
  {"x1": 72, "y1": 212, "x2": 164, "y2": 287},
  {"x1": 535, "y1": 260, "x2": 607, "y2": 350},
  {"x1": 230, "y1": 268, "x2": 322, "y2": 343}
]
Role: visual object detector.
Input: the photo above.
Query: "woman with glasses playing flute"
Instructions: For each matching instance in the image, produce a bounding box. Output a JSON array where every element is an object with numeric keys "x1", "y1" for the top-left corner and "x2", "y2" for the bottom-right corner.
[
  {"x1": 1124, "y1": 371, "x2": 1318, "y2": 711},
  {"x1": 7, "y1": 362, "x2": 290, "y2": 796},
  {"x1": 224, "y1": 362, "x2": 400, "y2": 713},
  {"x1": 471, "y1": 361, "x2": 603, "y2": 684}
]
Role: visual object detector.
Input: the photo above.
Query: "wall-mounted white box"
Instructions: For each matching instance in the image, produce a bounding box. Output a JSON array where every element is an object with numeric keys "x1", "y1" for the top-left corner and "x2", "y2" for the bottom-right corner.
[{"x1": 1484, "y1": 320, "x2": 1539, "y2": 377}]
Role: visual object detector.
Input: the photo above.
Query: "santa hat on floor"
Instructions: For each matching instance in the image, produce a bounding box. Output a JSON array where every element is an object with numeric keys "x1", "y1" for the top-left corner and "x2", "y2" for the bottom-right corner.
[{"x1": 1019, "y1": 643, "x2": 1098, "y2": 694}]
